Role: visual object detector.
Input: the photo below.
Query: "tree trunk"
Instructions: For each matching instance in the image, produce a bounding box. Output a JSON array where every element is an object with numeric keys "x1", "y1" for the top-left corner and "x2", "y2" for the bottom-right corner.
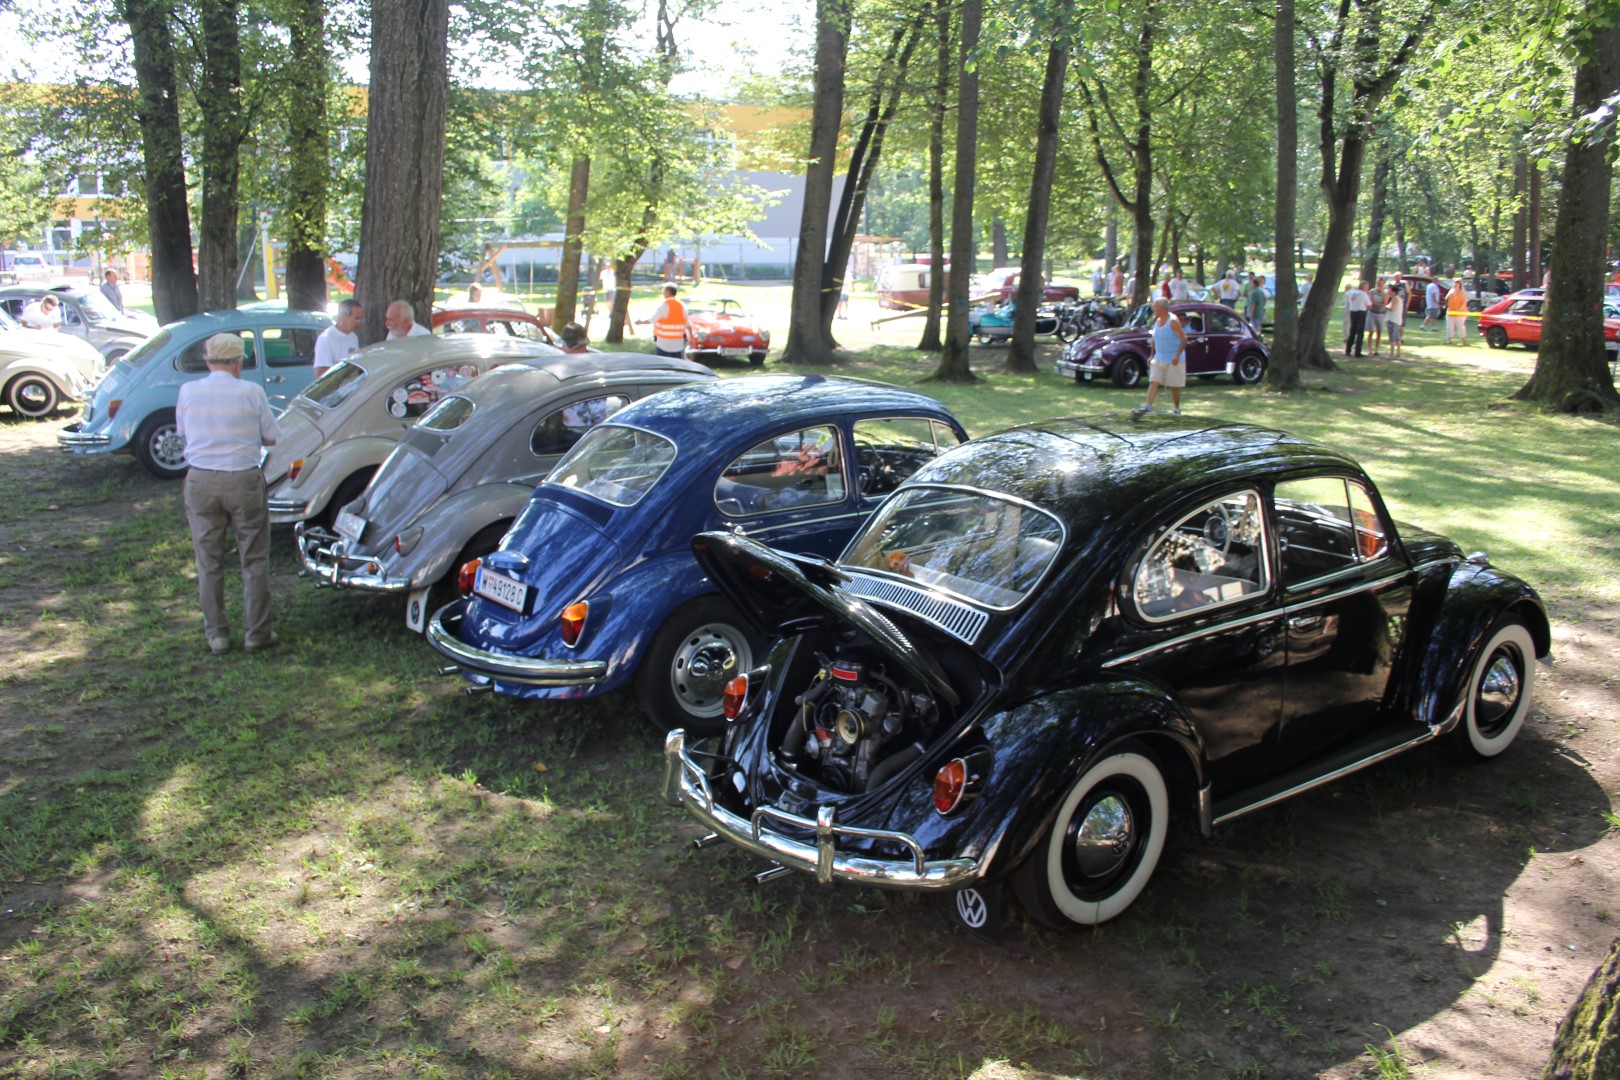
[
  {"x1": 1542, "y1": 935, "x2": 1620, "y2": 1079},
  {"x1": 283, "y1": 0, "x2": 328, "y2": 312},
  {"x1": 781, "y1": 0, "x2": 849, "y2": 365},
  {"x1": 1007, "y1": 34, "x2": 1067, "y2": 375},
  {"x1": 1357, "y1": 147, "x2": 1389, "y2": 287},
  {"x1": 1513, "y1": 19, "x2": 1620, "y2": 413},
  {"x1": 235, "y1": 219, "x2": 259, "y2": 301},
  {"x1": 1267, "y1": 0, "x2": 1301, "y2": 392},
  {"x1": 1529, "y1": 163, "x2": 1542, "y2": 284},
  {"x1": 608, "y1": 250, "x2": 642, "y2": 343},
  {"x1": 197, "y1": 0, "x2": 243, "y2": 313},
  {"x1": 122, "y1": 0, "x2": 198, "y2": 324},
  {"x1": 554, "y1": 154, "x2": 590, "y2": 326},
  {"x1": 991, "y1": 219, "x2": 1008, "y2": 266},
  {"x1": 917, "y1": 0, "x2": 949, "y2": 352},
  {"x1": 929, "y1": 0, "x2": 979, "y2": 383},
  {"x1": 1512, "y1": 152, "x2": 1528, "y2": 290},
  {"x1": 355, "y1": 0, "x2": 449, "y2": 346}
]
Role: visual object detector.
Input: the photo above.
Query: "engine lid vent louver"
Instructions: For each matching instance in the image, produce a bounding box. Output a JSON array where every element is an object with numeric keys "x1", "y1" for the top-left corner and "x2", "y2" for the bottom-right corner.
[{"x1": 838, "y1": 573, "x2": 989, "y2": 646}]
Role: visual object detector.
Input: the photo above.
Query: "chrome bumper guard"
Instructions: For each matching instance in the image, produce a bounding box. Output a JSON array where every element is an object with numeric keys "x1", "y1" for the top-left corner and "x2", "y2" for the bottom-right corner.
[
  {"x1": 661, "y1": 729, "x2": 980, "y2": 891},
  {"x1": 267, "y1": 496, "x2": 309, "y2": 514},
  {"x1": 58, "y1": 423, "x2": 111, "y2": 449},
  {"x1": 295, "y1": 527, "x2": 410, "y2": 593},
  {"x1": 426, "y1": 603, "x2": 608, "y2": 687},
  {"x1": 1054, "y1": 359, "x2": 1103, "y2": 376}
]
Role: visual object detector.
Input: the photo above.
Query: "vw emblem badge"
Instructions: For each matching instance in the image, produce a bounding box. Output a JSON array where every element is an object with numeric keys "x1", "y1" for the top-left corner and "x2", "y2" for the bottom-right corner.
[{"x1": 955, "y1": 888, "x2": 989, "y2": 929}]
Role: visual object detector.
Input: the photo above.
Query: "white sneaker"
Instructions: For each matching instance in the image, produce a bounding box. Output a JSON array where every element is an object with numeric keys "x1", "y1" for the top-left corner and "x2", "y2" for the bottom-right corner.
[
  {"x1": 1172, "y1": 408, "x2": 1181, "y2": 416},
  {"x1": 1132, "y1": 403, "x2": 1152, "y2": 416}
]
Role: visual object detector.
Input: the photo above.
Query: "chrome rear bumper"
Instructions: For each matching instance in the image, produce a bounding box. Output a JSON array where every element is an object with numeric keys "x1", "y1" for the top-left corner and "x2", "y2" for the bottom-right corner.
[
  {"x1": 58, "y1": 422, "x2": 112, "y2": 450},
  {"x1": 426, "y1": 602, "x2": 608, "y2": 687},
  {"x1": 661, "y1": 730, "x2": 979, "y2": 891},
  {"x1": 295, "y1": 526, "x2": 410, "y2": 593}
]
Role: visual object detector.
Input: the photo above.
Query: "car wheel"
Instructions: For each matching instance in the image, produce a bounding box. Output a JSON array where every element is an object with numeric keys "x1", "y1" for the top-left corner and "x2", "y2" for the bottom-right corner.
[
  {"x1": 1486, "y1": 326, "x2": 1509, "y2": 350},
  {"x1": 6, "y1": 375, "x2": 60, "y2": 420},
  {"x1": 103, "y1": 347, "x2": 129, "y2": 368},
  {"x1": 1055, "y1": 319, "x2": 1079, "y2": 344},
  {"x1": 1452, "y1": 618, "x2": 1535, "y2": 759},
  {"x1": 748, "y1": 351, "x2": 767, "y2": 366},
  {"x1": 1232, "y1": 351, "x2": 1267, "y2": 385},
  {"x1": 133, "y1": 412, "x2": 188, "y2": 479},
  {"x1": 1110, "y1": 354, "x2": 1146, "y2": 389},
  {"x1": 321, "y1": 468, "x2": 377, "y2": 529},
  {"x1": 1013, "y1": 742, "x2": 1169, "y2": 928},
  {"x1": 637, "y1": 596, "x2": 759, "y2": 735}
]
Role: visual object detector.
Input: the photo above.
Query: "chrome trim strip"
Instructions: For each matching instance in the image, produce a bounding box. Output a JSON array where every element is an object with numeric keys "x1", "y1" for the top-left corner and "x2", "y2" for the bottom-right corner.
[
  {"x1": 662, "y1": 730, "x2": 980, "y2": 891},
  {"x1": 1104, "y1": 569, "x2": 1410, "y2": 669},
  {"x1": 426, "y1": 605, "x2": 608, "y2": 687},
  {"x1": 1211, "y1": 728, "x2": 1436, "y2": 827},
  {"x1": 266, "y1": 497, "x2": 309, "y2": 514},
  {"x1": 57, "y1": 430, "x2": 113, "y2": 448},
  {"x1": 837, "y1": 572, "x2": 990, "y2": 645},
  {"x1": 1408, "y1": 557, "x2": 1454, "y2": 575}
]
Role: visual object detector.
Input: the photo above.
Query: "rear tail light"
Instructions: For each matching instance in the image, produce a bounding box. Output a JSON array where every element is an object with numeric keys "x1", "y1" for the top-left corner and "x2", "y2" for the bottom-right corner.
[
  {"x1": 933, "y1": 759, "x2": 968, "y2": 814},
  {"x1": 457, "y1": 558, "x2": 481, "y2": 596},
  {"x1": 107, "y1": 399, "x2": 121, "y2": 419},
  {"x1": 394, "y1": 527, "x2": 423, "y2": 557},
  {"x1": 722, "y1": 674, "x2": 749, "y2": 720},
  {"x1": 559, "y1": 601, "x2": 589, "y2": 647},
  {"x1": 288, "y1": 457, "x2": 304, "y2": 481}
]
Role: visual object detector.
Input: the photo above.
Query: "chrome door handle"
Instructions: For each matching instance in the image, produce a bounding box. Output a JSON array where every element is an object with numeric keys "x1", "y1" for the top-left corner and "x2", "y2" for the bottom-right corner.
[
  {"x1": 1288, "y1": 615, "x2": 1322, "y2": 633},
  {"x1": 265, "y1": 375, "x2": 284, "y2": 383}
]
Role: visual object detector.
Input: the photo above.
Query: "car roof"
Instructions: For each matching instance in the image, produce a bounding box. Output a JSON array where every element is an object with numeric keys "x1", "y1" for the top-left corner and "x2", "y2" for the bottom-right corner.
[
  {"x1": 430, "y1": 306, "x2": 542, "y2": 324},
  {"x1": 907, "y1": 415, "x2": 1359, "y2": 528},
  {"x1": 156, "y1": 307, "x2": 333, "y2": 335},
  {"x1": 601, "y1": 374, "x2": 955, "y2": 436},
  {"x1": 448, "y1": 351, "x2": 715, "y2": 413}
]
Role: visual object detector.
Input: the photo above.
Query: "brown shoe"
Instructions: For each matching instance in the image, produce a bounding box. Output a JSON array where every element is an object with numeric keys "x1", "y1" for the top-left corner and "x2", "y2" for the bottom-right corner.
[{"x1": 244, "y1": 631, "x2": 279, "y2": 653}]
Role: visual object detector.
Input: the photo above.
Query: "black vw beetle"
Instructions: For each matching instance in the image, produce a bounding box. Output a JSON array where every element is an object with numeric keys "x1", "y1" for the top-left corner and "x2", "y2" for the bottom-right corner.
[{"x1": 663, "y1": 415, "x2": 1549, "y2": 937}]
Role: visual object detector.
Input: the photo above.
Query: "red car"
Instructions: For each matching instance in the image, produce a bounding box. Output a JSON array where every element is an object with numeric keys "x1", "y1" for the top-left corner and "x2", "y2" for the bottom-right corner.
[
  {"x1": 683, "y1": 298, "x2": 771, "y2": 366},
  {"x1": 1479, "y1": 290, "x2": 1620, "y2": 358},
  {"x1": 432, "y1": 306, "x2": 556, "y2": 344},
  {"x1": 973, "y1": 266, "x2": 1081, "y2": 304}
]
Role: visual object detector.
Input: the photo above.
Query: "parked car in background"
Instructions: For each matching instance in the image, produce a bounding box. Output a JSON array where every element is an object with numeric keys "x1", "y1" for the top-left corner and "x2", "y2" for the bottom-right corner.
[
  {"x1": 264, "y1": 334, "x2": 565, "y2": 528},
  {"x1": 683, "y1": 298, "x2": 771, "y2": 365},
  {"x1": 1056, "y1": 301, "x2": 1269, "y2": 388},
  {"x1": 426, "y1": 375, "x2": 968, "y2": 730},
  {"x1": 971, "y1": 267, "x2": 1081, "y2": 304},
  {"x1": 1, "y1": 251, "x2": 64, "y2": 285},
  {"x1": 1479, "y1": 290, "x2": 1620, "y2": 358},
  {"x1": 58, "y1": 307, "x2": 331, "y2": 478},
  {"x1": 874, "y1": 264, "x2": 948, "y2": 311},
  {"x1": 0, "y1": 309, "x2": 107, "y2": 419},
  {"x1": 432, "y1": 307, "x2": 556, "y2": 342},
  {"x1": 665, "y1": 415, "x2": 1549, "y2": 938},
  {"x1": 0, "y1": 285, "x2": 157, "y2": 367},
  {"x1": 297, "y1": 353, "x2": 716, "y2": 633}
]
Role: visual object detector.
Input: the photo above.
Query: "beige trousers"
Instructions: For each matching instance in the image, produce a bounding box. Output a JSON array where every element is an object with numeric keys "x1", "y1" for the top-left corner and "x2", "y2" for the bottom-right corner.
[{"x1": 183, "y1": 467, "x2": 272, "y2": 645}]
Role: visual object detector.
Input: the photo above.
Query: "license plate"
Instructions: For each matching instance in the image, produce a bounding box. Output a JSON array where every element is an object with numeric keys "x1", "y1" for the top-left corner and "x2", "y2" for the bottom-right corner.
[
  {"x1": 1082, "y1": 372, "x2": 1093, "y2": 381},
  {"x1": 405, "y1": 586, "x2": 431, "y2": 634},
  {"x1": 474, "y1": 565, "x2": 528, "y2": 613},
  {"x1": 716, "y1": 346, "x2": 749, "y2": 356},
  {"x1": 334, "y1": 509, "x2": 366, "y2": 542}
]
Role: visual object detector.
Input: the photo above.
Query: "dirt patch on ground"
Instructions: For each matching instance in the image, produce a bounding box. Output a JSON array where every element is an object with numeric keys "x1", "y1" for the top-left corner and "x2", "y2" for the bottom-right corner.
[{"x1": 1, "y1": 411, "x2": 1617, "y2": 1079}]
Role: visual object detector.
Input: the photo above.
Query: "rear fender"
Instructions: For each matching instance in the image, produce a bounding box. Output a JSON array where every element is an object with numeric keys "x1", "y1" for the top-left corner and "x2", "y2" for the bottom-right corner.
[
  {"x1": 292, "y1": 436, "x2": 400, "y2": 511},
  {"x1": 889, "y1": 679, "x2": 1206, "y2": 885},
  {"x1": 389, "y1": 482, "x2": 532, "y2": 588},
  {"x1": 1410, "y1": 563, "x2": 1549, "y2": 730}
]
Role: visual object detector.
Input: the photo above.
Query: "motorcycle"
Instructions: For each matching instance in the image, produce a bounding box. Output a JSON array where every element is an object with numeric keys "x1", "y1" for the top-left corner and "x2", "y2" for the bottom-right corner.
[
  {"x1": 1066, "y1": 298, "x2": 1130, "y2": 339},
  {"x1": 968, "y1": 301, "x2": 1061, "y2": 344}
]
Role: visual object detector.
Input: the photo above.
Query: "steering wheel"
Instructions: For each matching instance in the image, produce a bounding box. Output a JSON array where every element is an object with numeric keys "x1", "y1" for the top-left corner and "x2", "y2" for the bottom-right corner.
[{"x1": 1202, "y1": 505, "x2": 1233, "y2": 553}]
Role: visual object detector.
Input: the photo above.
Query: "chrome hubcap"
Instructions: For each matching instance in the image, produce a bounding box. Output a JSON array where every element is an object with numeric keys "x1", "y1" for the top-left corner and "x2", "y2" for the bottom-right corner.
[
  {"x1": 670, "y1": 624, "x2": 749, "y2": 717},
  {"x1": 154, "y1": 427, "x2": 187, "y2": 468},
  {"x1": 17, "y1": 382, "x2": 50, "y2": 410},
  {"x1": 1071, "y1": 794, "x2": 1135, "y2": 881},
  {"x1": 1476, "y1": 652, "x2": 1521, "y2": 733}
]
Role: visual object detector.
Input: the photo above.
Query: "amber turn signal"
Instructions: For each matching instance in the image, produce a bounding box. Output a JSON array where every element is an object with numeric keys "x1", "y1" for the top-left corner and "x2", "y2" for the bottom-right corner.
[
  {"x1": 722, "y1": 674, "x2": 749, "y2": 720},
  {"x1": 457, "y1": 557, "x2": 481, "y2": 597},
  {"x1": 559, "y1": 601, "x2": 589, "y2": 647},
  {"x1": 288, "y1": 457, "x2": 304, "y2": 480}
]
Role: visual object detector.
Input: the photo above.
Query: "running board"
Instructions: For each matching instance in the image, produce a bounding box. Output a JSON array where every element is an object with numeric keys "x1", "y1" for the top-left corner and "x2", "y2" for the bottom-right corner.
[{"x1": 1210, "y1": 725, "x2": 1438, "y2": 828}]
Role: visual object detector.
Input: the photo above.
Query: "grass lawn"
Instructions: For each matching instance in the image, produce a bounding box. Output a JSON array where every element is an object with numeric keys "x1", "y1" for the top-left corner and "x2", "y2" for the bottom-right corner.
[{"x1": 0, "y1": 300, "x2": 1616, "y2": 1078}]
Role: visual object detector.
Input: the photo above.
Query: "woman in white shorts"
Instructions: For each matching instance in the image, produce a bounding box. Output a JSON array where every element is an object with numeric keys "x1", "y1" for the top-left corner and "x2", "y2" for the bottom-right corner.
[{"x1": 1132, "y1": 298, "x2": 1191, "y2": 416}]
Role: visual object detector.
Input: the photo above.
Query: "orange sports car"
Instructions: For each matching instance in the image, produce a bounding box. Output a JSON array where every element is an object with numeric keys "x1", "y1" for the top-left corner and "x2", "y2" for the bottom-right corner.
[
  {"x1": 1478, "y1": 290, "x2": 1620, "y2": 359},
  {"x1": 683, "y1": 298, "x2": 771, "y2": 366}
]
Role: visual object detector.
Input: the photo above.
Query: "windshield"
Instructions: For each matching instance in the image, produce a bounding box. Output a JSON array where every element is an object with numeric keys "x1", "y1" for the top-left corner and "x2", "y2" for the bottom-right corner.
[
  {"x1": 117, "y1": 328, "x2": 172, "y2": 366},
  {"x1": 1124, "y1": 304, "x2": 1155, "y2": 329},
  {"x1": 544, "y1": 424, "x2": 676, "y2": 508},
  {"x1": 843, "y1": 487, "x2": 1064, "y2": 609},
  {"x1": 70, "y1": 289, "x2": 122, "y2": 322},
  {"x1": 0, "y1": 310, "x2": 17, "y2": 332},
  {"x1": 302, "y1": 360, "x2": 367, "y2": 409}
]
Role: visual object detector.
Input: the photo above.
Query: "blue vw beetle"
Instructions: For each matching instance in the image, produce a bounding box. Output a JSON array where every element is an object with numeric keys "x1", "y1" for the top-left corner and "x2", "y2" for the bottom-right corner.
[
  {"x1": 58, "y1": 307, "x2": 332, "y2": 478},
  {"x1": 427, "y1": 375, "x2": 968, "y2": 730}
]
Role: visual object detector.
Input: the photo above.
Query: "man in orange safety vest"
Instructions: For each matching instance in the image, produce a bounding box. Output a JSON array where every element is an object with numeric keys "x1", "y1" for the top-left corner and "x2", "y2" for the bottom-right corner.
[{"x1": 649, "y1": 284, "x2": 689, "y2": 358}]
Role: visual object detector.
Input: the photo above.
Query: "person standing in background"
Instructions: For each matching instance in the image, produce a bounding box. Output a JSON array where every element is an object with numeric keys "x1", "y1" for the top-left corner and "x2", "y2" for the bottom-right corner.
[
  {"x1": 1445, "y1": 279, "x2": 1470, "y2": 344},
  {"x1": 1343, "y1": 281, "x2": 1371, "y2": 357},
  {"x1": 312, "y1": 299, "x2": 363, "y2": 376},
  {"x1": 100, "y1": 269, "x2": 125, "y2": 313}
]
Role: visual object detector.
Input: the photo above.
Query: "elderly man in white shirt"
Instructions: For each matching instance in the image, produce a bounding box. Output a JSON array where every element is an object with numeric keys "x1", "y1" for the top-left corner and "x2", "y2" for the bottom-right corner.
[
  {"x1": 313, "y1": 299, "x2": 363, "y2": 376},
  {"x1": 20, "y1": 294, "x2": 62, "y2": 330},
  {"x1": 176, "y1": 333, "x2": 282, "y2": 655},
  {"x1": 1343, "y1": 281, "x2": 1372, "y2": 357},
  {"x1": 384, "y1": 300, "x2": 431, "y2": 340}
]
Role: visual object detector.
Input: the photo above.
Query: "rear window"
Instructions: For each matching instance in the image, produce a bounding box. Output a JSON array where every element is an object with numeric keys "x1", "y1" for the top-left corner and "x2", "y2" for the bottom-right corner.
[
  {"x1": 118, "y1": 328, "x2": 172, "y2": 366},
  {"x1": 416, "y1": 394, "x2": 475, "y2": 432},
  {"x1": 545, "y1": 424, "x2": 676, "y2": 508},
  {"x1": 843, "y1": 487, "x2": 1064, "y2": 609},
  {"x1": 304, "y1": 360, "x2": 367, "y2": 409}
]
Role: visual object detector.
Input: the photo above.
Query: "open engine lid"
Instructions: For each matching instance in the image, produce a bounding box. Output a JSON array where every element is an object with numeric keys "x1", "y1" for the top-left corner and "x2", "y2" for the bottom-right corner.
[{"x1": 692, "y1": 530, "x2": 959, "y2": 706}]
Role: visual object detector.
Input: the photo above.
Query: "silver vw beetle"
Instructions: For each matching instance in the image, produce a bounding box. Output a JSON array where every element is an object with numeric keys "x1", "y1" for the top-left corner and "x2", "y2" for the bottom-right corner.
[
  {"x1": 296, "y1": 352, "x2": 715, "y2": 631},
  {"x1": 264, "y1": 334, "x2": 563, "y2": 527}
]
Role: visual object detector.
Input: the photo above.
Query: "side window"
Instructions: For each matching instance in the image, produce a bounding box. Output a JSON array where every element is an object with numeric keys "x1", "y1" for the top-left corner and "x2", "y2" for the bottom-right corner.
[
  {"x1": 714, "y1": 425, "x2": 844, "y2": 516},
  {"x1": 1206, "y1": 309, "x2": 1244, "y2": 334},
  {"x1": 530, "y1": 394, "x2": 631, "y2": 456},
  {"x1": 60, "y1": 303, "x2": 83, "y2": 328},
  {"x1": 387, "y1": 363, "x2": 482, "y2": 419},
  {"x1": 1274, "y1": 476, "x2": 1385, "y2": 587},
  {"x1": 1133, "y1": 491, "x2": 1268, "y2": 621},
  {"x1": 0, "y1": 299, "x2": 22, "y2": 319},
  {"x1": 1183, "y1": 312, "x2": 1205, "y2": 334},
  {"x1": 1507, "y1": 300, "x2": 1541, "y2": 317},
  {"x1": 177, "y1": 330, "x2": 256, "y2": 373},
  {"x1": 933, "y1": 421, "x2": 965, "y2": 451},
  {"x1": 262, "y1": 327, "x2": 318, "y2": 367},
  {"x1": 852, "y1": 417, "x2": 954, "y2": 497}
]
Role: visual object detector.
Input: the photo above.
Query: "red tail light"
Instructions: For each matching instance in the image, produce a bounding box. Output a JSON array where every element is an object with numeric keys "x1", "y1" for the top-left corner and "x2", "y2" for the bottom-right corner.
[
  {"x1": 933, "y1": 759, "x2": 969, "y2": 814},
  {"x1": 559, "y1": 601, "x2": 589, "y2": 647},
  {"x1": 288, "y1": 457, "x2": 304, "y2": 481},
  {"x1": 107, "y1": 399, "x2": 122, "y2": 419},
  {"x1": 722, "y1": 674, "x2": 749, "y2": 719},
  {"x1": 457, "y1": 558, "x2": 481, "y2": 597}
]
